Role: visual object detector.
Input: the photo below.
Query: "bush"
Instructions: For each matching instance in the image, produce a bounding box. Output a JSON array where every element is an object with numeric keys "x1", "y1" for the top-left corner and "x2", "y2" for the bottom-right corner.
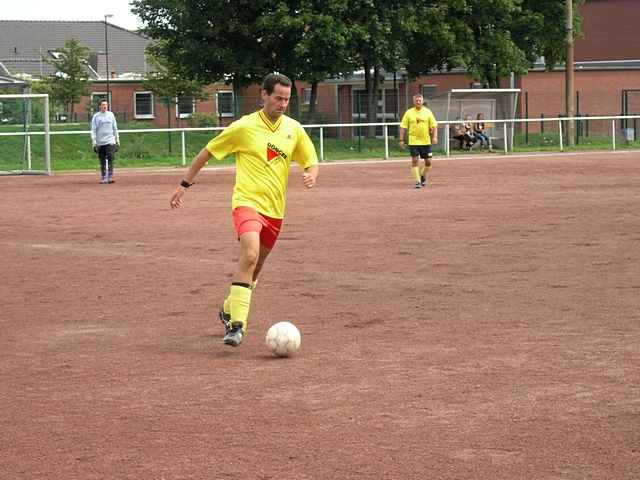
[
  {"x1": 126, "y1": 135, "x2": 151, "y2": 159},
  {"x1": 186, "y1": 112, "x2": 219, "y2": 128}
]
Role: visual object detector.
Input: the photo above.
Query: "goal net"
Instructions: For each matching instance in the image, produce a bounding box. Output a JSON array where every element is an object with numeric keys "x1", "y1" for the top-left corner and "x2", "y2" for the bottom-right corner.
[
  {"x1": 426, "y1": 88, "x2": 520, "y2": 151},
  {"x1": 0, "y1": 94, "x2": 51, "y2": 175}
]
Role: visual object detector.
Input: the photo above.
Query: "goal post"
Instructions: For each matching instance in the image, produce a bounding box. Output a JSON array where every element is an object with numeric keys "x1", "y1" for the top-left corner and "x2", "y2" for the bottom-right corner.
[
  {"x1": 0, "y1": 93, "x2": 51, "y2": 175},
  {"x1": 427, "y1": 88, "x2": 520, "y2": 152}
]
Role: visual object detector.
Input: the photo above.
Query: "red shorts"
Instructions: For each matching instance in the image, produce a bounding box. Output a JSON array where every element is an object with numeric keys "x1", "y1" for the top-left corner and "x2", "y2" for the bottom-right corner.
[{"x1": 232, "y1": 206, "x2": 283, "y2": 250}]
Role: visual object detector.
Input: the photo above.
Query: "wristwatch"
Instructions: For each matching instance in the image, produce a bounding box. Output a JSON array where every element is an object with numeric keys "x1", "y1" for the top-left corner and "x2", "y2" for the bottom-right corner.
[{"x1": 180, "y1": 179, "x2": 194, "y2": 188}]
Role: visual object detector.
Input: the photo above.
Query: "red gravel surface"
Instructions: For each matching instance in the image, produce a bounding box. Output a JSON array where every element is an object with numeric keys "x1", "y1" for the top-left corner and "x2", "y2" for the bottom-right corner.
[{"x1": 1, "y1": 151, "x2": 639, "y2": 479}]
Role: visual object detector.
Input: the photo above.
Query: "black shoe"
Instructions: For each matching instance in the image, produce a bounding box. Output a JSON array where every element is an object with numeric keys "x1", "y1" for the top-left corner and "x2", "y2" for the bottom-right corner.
[
  {"x1": 414, "y1": 182, "x2": 422, "y2": 189},
  {"x1": 223, "y1": 322, "x2": 244, "y2": 347},
  {"x1": 218, "y1": 308, "x2": 231, "y2": 332},
  {"x1": 108, "y1": 178, "x2": 115, "y2": 184},
  {"x1": 420, "y1": 175, "x2": 427, "y2": 187}
]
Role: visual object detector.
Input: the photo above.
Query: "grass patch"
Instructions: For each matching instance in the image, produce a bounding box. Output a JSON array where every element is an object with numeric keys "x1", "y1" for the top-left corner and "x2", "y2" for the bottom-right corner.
[{"x1": 1, "y1": 123, "x2": 639, "y2": 172}]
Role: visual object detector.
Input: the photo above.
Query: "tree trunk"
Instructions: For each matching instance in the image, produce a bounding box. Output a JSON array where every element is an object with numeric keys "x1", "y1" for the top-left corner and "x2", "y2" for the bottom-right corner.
[
  {"x1": 233, "y1": 80, "x2": 242, "y2": 116},
  {"x1": 166, "y1": 99, "x2": 172, "y2": 155},
  {"x1": 364, "y1": 64, "x2": 380, "y2": 138},
  {"x1": 289, "y1": 80, "x2": 300, "y2": 120},
  {"x1": 309, "y1": 81, "x2": 319, "y2": 118}
]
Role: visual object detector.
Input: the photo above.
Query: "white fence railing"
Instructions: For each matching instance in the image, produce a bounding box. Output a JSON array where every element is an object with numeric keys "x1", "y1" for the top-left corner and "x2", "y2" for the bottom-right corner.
[{"x1": 1, "y1": 114, "x2": 640, "y2": 171}]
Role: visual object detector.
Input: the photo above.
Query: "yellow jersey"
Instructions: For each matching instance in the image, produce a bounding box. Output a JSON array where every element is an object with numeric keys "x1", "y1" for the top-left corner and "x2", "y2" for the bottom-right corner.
[
  {"x1": 206, "y1": 110, "x2": 318, "y2": 219},
  {"x1": 400, "y1": 107, "x2": 438, "y2": 145}
]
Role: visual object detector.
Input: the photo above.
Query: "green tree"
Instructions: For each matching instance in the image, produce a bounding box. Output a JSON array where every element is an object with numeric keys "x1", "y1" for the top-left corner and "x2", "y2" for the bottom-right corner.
[
  {"x1": 515, "y1": 0, "x2": 584, "y2": 70},
  {"x1": 456, "y1": 0, "x2": 531, "y2": 88},
  {"x1": 295, "y1": 0, "x2": 353, "y2": 118},
  {"x1": 133, "y1": 0, "x2": 584, "y2": 122},
  {"x1": 40, "y1": 38, "x2": 91, "y2": 120},
  {"x1": 133, "y1": 0, "x2": 272, "y2": 111},
  {"x1": 339, "y1": 0, "x2": 411, "y2": 136},
  {"x1": 403, "y1": 0, "x2": 583, "y2": 88}
]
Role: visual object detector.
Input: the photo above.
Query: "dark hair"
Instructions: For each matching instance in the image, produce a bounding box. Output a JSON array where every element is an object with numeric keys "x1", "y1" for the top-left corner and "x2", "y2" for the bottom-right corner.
[
  {"x1": 262, "y1": 73, "x2": 292, "y2": 94},
  {"x1": 99, "y1": 99, "x2": 109, "y2": 105}
]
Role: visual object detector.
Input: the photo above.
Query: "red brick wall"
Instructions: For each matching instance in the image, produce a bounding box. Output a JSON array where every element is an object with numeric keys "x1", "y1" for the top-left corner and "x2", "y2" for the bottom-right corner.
[
  {"x1": 521, "y1": 69, "x2": 640, "y2": 116},
  {"x1": 519, "y1": 69, "x2": 640, "y2": 133},
  {"x1": 576, "y1": 0, "x2": 640, "y2": 61},
  {"x1": 77, "y1": 81, "x2": 227, "y2": 128}
]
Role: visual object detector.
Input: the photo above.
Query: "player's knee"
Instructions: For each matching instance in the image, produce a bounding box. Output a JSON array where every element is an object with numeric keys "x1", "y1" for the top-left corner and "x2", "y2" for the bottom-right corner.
[{"x1": 241, "y1": 246, "x2": 260, "y2": 269}]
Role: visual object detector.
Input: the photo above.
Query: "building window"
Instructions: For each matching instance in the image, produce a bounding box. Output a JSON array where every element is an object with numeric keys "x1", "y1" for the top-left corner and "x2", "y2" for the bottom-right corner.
[
  {"x1": 177, "y1": 96, "x2": 195, "y2": 118},
  {"x1": 134, "y1": 92, "x2": 154, "y2": 118},
  {"x1": 90, "y1": 92, "x2": 110, "y2": 112},
  {"x1": 302, "y1": 88, "x2": 312, "y2": 105},
  {"x1": 217, "y1": 91, "x2": 234, "y2": 117},
  {"x1": 421, "y1": 84, "x2": 438, "y2": 99}
]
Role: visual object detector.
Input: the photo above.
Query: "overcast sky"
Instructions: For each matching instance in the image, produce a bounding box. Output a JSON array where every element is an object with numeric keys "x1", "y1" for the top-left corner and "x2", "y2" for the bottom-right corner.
[{"x1": 2, "y1": 0, "x2": 144, "y2": 31}]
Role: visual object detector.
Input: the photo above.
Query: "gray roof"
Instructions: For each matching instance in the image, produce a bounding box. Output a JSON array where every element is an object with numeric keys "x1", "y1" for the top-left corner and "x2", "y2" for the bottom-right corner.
[
  {"x1": 0, "y1": 73, "x2": 27, "y2": 88},
  {"x1": 0, "y1": 20, "x2": 151, "y2": 80}
]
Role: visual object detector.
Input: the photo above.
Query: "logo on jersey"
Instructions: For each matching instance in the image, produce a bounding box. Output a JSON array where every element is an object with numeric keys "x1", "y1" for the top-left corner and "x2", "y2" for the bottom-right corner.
[{"x1": 267, "y1": 142, "x2": 287, "y2": 162}]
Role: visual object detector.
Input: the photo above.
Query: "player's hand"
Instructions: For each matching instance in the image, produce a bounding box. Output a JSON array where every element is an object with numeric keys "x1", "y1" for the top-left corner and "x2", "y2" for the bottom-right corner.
[
  {"x1": 302, "y1": 172, "x2": 316, "y2": 189},
  {"x1": 170, "y1": 186, "x2": 186, "y2": 209}
]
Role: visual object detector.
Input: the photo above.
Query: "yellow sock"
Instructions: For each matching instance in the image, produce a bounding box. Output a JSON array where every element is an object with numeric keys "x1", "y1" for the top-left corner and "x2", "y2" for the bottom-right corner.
[
  {"x1": 419, "y1": 165, "x2": 425, "y2": 176},
  {"x1": 229, "y1": 284, "x2": 252, "y2": 333},
  {"x1": 224, "y1": 281, "x2": 256, "y2": 320},
  {"x1": 412, "y1": 166, "x2": 421, "y2": 182}
]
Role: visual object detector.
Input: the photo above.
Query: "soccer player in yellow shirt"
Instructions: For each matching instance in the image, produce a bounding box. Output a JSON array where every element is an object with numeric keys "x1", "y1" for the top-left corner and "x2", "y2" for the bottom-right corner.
[
  {"x1": 399, "y1": 94, "x2": 438, "y2": 189},
  {"x1": 169, "y1": 73, "x2": 319, "y2": 347}
]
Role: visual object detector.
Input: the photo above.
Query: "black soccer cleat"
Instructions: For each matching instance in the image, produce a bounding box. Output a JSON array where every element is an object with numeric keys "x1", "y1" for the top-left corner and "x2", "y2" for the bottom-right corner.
[
  {"x1": 223, "y1": 322, "x2": 244, "y2": 347},
  {"x1": 414, "y1": 181, "x2": 422, "y2": 189},
  {"x1": 218, "y1": 308, "x2": 231, "y2": 333},
  {"x1": 420, "y1": 175, "x2": 427, "y2": 187}
]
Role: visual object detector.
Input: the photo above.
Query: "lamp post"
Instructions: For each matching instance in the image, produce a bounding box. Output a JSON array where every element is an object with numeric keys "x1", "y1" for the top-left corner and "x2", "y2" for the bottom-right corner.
[
  {"x1": 565, "y1": 0, "x2": 575, "y2": 147},
  {"x1": 104, "y1": 14, "x2": 114, "y2": 104}
]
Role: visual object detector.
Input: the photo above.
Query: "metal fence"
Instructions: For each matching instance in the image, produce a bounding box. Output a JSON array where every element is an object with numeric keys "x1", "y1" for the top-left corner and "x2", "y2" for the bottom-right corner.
[{"x1": 1, "y1": 114, "x2": 640, "y2": 175}]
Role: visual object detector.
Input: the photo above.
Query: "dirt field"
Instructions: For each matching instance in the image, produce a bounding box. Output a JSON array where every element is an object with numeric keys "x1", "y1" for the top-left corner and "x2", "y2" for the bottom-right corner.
[{"x1": 1, "y1": 151, "x2": 639, "y2": 479}]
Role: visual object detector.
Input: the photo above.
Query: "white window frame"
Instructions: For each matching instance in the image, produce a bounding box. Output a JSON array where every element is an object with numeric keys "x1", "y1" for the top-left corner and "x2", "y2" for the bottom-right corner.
[
  {"x1": 91, "y1": 92, "x2": 110, "y2": 112},
  {"x1": 421, "y1": 84, "x2": 438, "y2": 98},
  {"x1": 89, "y1": 92, "x2": 111, "y2": 113},
  {"x1": 216, "y1": 91, "x2": 234, "y2": 117},
  {"x1": 176, "y1": 96, "x2": 196, "y2": 118},
  {"x1": 133, "y1": 91, "x2": 154, "y2": 119},
  {"x1": 302, "y1": 87, "x2": 312, "y2": 105}
]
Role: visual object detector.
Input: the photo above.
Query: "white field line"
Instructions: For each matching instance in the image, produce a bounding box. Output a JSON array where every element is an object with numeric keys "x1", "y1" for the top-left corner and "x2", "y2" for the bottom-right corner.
[{"x1": 1, "y1": 240, "x2": 218, "y2": 264}]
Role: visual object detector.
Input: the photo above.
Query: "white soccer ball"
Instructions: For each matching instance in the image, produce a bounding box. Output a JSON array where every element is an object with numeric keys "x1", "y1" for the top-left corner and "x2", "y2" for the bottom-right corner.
[{"x1": 265, "y1": 321, "x2": 301, "y2": 357}]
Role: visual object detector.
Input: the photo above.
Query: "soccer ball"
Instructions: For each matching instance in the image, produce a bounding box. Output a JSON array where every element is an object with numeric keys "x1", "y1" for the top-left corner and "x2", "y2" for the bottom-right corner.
[{"x1": 265, "y1": 321, "x2": 301, "y2": 357}]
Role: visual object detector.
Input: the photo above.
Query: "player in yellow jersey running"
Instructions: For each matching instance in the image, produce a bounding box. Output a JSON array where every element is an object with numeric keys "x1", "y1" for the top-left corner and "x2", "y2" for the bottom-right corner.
[
  {"x1": 399, "y1": 93, "x2": 438, "y2": 189},
  {"x1": 169, "y1": 73, "x2": 319, "y2": 347}
]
